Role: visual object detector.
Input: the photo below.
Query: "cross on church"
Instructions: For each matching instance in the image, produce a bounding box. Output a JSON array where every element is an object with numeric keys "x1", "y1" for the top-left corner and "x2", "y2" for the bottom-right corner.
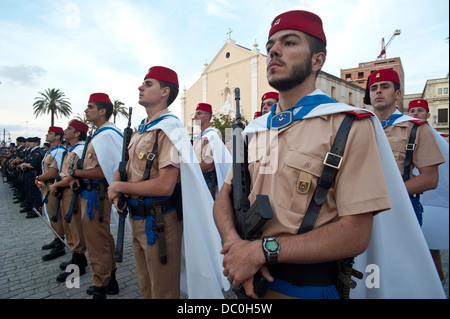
[{"x1": 227, "y1": 28, "x2": 232, "y2": 40}]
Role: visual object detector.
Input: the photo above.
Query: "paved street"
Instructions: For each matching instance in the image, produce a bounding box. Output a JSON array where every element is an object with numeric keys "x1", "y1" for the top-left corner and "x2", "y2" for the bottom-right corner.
[
  {"x1": 0, "y1": 180, "x2": 448, "y2": 299},
  {"x1": 0, "y1": 179, "x2": 141, "y2": 299}
]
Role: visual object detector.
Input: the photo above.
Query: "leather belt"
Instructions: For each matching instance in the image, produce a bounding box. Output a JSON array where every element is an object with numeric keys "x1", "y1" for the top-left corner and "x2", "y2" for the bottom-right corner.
[
  {"x1": 128, "y1": 197, "x2": 176, "y2": 218},
  {"x1": 267, "y1": 262, "x2": 337, "y2": 287}
]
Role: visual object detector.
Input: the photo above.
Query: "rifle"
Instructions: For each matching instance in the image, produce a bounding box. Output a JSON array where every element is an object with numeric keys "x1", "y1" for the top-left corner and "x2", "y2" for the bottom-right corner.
[
  {"x1": 64, "y1": 123, "x2": 95, "y2": 223},
  {"x1": 50, "y1": 172, "x2": 62, "y2": 223},
  {"x1": 114, "y1": 107, "x2": 133, "y2": 262},
  {"x1": 231, "y1": 87, "x2": 273, "y2": 299}
]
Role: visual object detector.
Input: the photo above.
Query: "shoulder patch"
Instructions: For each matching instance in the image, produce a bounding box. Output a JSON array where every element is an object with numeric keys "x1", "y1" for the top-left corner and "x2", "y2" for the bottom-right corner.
[
  {"x1": 408, "y1": 119, "x2": 428, "y2": 126},
  {"x1": 344, "y1": 110, "x2": 373, "y2": 119}
]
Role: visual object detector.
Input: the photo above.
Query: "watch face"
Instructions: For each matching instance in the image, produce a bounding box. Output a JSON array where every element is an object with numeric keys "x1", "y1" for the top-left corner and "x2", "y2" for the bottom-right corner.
[{"x1": 266, "y1": 240, "x2": 279, "y2": 252}]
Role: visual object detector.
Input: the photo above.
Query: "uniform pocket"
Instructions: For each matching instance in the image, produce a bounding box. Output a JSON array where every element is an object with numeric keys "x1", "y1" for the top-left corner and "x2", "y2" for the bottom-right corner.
[{"x1": 275, "y1": 150, "x2": 324, "y2": 214}]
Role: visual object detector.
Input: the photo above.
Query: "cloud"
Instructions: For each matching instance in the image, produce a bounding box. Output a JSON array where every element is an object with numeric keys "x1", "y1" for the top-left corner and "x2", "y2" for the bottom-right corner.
[
  {"x1": 204, "y1": 0, "x2": 236, "y2": 18},
  {"x1": 0, "y1": 65, "x2": 47, "y2": 85}
]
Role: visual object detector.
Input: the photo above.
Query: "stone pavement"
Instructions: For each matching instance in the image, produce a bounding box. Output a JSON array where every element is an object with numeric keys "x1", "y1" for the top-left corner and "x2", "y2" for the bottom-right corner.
[
  {"x1": 0, "y1": 179, "x2": 448, "y2": 299},
  {"x1": 0, "y1": 179, "x2": 142, "y2": 299}
]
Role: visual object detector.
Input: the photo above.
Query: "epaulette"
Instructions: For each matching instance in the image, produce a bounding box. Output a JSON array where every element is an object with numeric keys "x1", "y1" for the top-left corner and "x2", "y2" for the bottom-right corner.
[
  {"x1": 407, "y1": 119, "x2": 428, "y2": 126},
  {"x1": 344, "y1": 110, "x2": 373, "y2": 119}
]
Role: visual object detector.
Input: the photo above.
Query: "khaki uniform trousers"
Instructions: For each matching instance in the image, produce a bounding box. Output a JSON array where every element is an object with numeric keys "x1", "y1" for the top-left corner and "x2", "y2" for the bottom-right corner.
[
  {"x1": 45, "y1": 189, "x2": 68, "y2": 241},
  {"x1": 131, "y1": 210, "x2": 183, "y2": 299},
  {"x1": 60, "y1": 188, "x2": 86, "y2": 254},
  {"x1": 80, "y1": 195, "x2": 116, "y2": 287}
]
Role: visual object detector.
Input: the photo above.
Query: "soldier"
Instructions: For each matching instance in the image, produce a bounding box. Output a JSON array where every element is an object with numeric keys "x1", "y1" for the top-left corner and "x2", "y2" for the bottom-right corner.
[
  {"x1": 408, "y1": 99, "x2": 430, "y2": 121},
  {"x1": 365, "y1": 70, "x2": 445, "y2": 226},
  {"x1": 18, "y1": 137, "x2": 43, "y2": 218},
  {"x1": 213, "y1": 10, "x2": 445, "y2": 299},
  {"x1": 49, "y1": 120, "x2": 89, "y2": 282},
  {"x1": 261, "y1": 91, "x2": 279, "y2": 115},
  {"x1": 36, "y1": 126, "x2": 67, "y2": 260},
  {"x1": 69, "y1": 93, "x2": 123, "y2": 299},
  {"x1": 193, "y1": 103, "x2": 232, "y2": 199},
  {"x1": 10, "y1": 137, "x2": 27, "y2": 205},
  {"x1": 108, "y1": 66, "x2": 228, "y2": 299},
  {"x1": 407, "y1": 99, "x2": 449, "y2": 282},
  {"x1": 366, "y1": 70, "x2": 446, "y2": 285}
]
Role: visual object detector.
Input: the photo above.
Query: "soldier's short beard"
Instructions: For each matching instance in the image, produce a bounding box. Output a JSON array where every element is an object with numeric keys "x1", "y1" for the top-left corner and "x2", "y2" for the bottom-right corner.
[{"x1": 269, "y1": 58, "x2": 313, "y2": 92}]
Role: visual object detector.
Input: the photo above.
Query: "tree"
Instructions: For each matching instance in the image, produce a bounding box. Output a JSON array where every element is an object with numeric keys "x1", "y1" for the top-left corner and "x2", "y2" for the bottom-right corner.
[
  {"x1": 73, "y1": 113, "x2": 89, "y2": 124},
  {"x1": 112, "y1": 99, "x2": 129, "y2": 124},
  {"x1": 33, "y1": 88, "x2": 72, "y2": 126},
  {"x1": 210, "y1": 113, "x2": 246, "y2": 143}
]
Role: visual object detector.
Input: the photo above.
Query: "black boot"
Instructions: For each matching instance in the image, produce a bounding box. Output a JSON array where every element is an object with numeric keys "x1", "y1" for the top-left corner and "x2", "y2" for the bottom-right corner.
[
  {"x1": 20, "y1": 207, "x2": 32, "y2": 213},
  {"x1": 42, "y1": 238, "x2": 66, "y2": 261},
  {"x1": 93, "y1": 286, "x2": 107, "y2": 299},
  {"x1": 86, "y1": 269, "x2": 119, "y2": 295},
  {"x1": 56, "y1": 253, "x2": 87, "y2": 282},
  {"x1": 25, "y1": 211, "x2": 38, "y2": 218},
  {"x1": 59, "y1": 256, "x2": 74, "y2": 270},
  {"x1": 42, "y1": 238, "x2": 59, "y2": 250}
]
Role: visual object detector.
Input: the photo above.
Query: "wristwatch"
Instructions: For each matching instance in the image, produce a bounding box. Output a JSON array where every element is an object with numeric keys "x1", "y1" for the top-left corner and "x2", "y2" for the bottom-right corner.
[
  {"x1": 70, "y1": 169, "x2": 76, "y2": 177},
  {"x1": 262, "y1": 237, "x2": 280, "y2": 264}
]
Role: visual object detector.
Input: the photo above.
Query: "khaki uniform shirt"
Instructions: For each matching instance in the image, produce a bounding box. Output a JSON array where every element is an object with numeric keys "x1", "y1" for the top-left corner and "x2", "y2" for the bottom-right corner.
[
  {"x1": 384, "y1": 121, "x2": 445, "y2": 176},
  {"x1": 226, "y1": 112, "x2": 391, "y2": 237},
  {"x1": 42, "y1": 152, "x2": 59, "y2": 176},
  {"x1": 193, "y1": 135, "x2": 214, "y2": 171},
  {"x1": 59, "y1": 151, "x2": 79, "y2": 179},
  {"x1": 126, "y1": 109, "x2": 180, "y2": 189}
]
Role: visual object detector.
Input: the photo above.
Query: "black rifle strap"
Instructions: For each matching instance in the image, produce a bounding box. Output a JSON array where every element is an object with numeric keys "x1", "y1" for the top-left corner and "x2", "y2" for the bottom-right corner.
[
  {"x1": 142, "y1": 129, "x2": 161, "y2": 181},
  {"x1": 402, "y1": 123, "x2": 419, "y2": 182},
  {"x1": 298, "y1": 113, "x2": 356, "y2": 235}
]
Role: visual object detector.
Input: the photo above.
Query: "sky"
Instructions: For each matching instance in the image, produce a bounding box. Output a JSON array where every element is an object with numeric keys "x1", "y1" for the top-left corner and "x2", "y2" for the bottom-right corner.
[{"x1": 0, "y1": 0, "x2": 448, "y2": 143}]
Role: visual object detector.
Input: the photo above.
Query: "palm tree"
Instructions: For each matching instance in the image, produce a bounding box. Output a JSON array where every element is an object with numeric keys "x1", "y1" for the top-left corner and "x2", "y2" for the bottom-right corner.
[
  {"x1": 33, "y1": 88, "x2": 72, "y2": 126},
  {"x1": 73, "y1": 113, "x2": 89, "y2": 124},
  {"x1": 112, "y1": 100, "x2": 129, "y2": 124}
]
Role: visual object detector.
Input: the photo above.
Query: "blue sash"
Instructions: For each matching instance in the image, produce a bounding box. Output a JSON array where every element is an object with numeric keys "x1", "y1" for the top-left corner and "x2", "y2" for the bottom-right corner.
[
  {"x1": 196, "y1": 127, "x2": 216, "y2": 139},
  {"x1": 410, "y1": 195, "x2": 424, "y2": 226},
  {"x1": 380, "y1": 113, "x2": 404, "y2": 128},
  {"x1": 80, "y1": 179, "x2": 107, "y2": 221},
  {"x1": 92, "y1": 126, "x2": 123, "y2": 139},
  {"x1": 128, "y1": 196, "x2": 175, "y2": 246},
  {"x1": 45, "y1": 144, "x2": 66, "y2": 157},
  {"x1": 138, "y1": 114, "x2": 179, "y2": 134},
  {"x1": 266, "y1": 94, "x2": 337, "y2": 130},
  {"x1": 267, "y1": 278, "x2": 340, "y2": 299},
  {"x1": 68, "y1": 142, "x2": 83, "y2": 152}
]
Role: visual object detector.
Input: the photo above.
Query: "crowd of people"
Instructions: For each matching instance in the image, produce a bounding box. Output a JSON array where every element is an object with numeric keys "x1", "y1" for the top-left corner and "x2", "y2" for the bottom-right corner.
[{"x1": 0, "y1": 9, "x2": 448, "y2": 300}]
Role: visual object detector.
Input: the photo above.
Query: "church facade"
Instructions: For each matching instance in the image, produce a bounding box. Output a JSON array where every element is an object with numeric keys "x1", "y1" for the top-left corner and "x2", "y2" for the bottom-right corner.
[{"x1": 180, "y1": 35, "x2": 367, "y2": 135}]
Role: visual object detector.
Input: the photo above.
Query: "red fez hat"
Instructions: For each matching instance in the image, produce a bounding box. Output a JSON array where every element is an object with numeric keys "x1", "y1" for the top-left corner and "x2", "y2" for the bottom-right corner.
[
  {"x1": 144, "y1": 66, "x2": 179, "y2": 87},
  {"x1": 408, "y1": 99, "x2": 429, "y2": 112},
  {"x1": 368, "y1": 69, "x2": 400, "y2": 87},
  {"x1": 196, "y1": 103, "x2": 213, "y2": 114},
  {"x1": 254, "y1": 111, "x2": 262, "y2": 119},
  {"x1": 69, "y1": 120, "x2": 89, "y2": 134},
  {"x1": 269, "y1": 10, "x2": 326, "y2": 45},
  {"x1": 262, "y1": 92, "x2": 279, "y2": 101},
  {"x1": 48, "y1": 126, "x2": 64, "y2": 133},
  {"x1": 89, "y1": 93, "x2": 111, "y2": 103}
]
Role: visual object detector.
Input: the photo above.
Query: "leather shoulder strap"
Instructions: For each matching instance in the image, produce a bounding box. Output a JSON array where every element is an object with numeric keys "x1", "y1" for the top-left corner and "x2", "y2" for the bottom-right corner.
[{"x1": 298, "y1": 113, "x2": 356, "y2": 234}]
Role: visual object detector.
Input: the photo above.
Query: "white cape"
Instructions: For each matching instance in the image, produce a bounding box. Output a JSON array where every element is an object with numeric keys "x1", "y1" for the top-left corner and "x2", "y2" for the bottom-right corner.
[
  {"x1": 245, "y1": 90, "x2": 445, "y2": 298},
  {"x1": 406, "y1": 118, "x2": 448, "y2": 250},
  {"x1": 388, "y1": 111, "x2": 448, "y2": 249},
  {"x1": 90, "y1": 122, "x2": 124, "y2": 228},
  {"x1": 195, "y1": 127, "x2": 232, "y2": 195},
  {"x1": 142, "y1": 115, "x2": 230, "y2": 298}
]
